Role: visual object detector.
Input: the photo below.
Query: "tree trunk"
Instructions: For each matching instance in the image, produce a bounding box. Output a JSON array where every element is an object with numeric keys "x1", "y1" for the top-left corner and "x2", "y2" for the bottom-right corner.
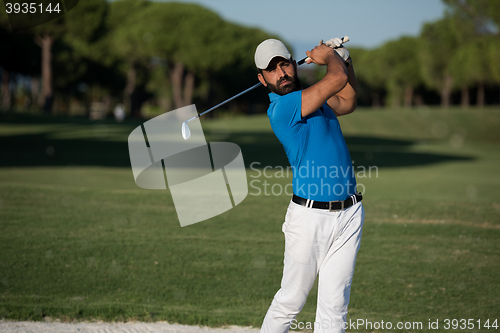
[
  {"x1": 414, "y1": 93, "x2": 423, "y2": 107},
  {"x1": 2, "y1": 69, "x2": 10, "y2": 110},
  {"x1": 170, "y1": 62, "x2": 195, "y2": 109},
  {"x1": 461, "y1": 85, "x2": 469, "y2": 108},
  {"x1": 404, "y1": 85, "x2": 413, "y2": 108},
  {"x1": 30, "y1": 77, "x2": 41, "y2": 110},
  {"x1": 440, "y1": 74, "x2": 453, "y2": 108},
  {"x1": 170, "y1": 62, "x2": 185, "y2": 109},
  {"x1": 391, "y1": 95, "x2": 400, "y2": 109},
  {"x1": 477, "y1": 81, "x2": 485, "y2": 107},
  {"x1": 182, "y1": 70, "x2": 194, "y2": 107},
  {"x1": 371, "y1": 92, "x2": 381, "y2": 108},
  {"x1": 123, "y1": 64, "x2": 137, "y2": 116},
  {"x1": 35, "y1": 33, "x2": 54, "y2": 114}
]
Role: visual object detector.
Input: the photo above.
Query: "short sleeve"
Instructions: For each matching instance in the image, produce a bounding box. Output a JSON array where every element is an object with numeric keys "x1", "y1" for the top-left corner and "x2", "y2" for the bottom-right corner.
[{"x1": 268, "y1": 91, "x2": 303, "y2": 135}]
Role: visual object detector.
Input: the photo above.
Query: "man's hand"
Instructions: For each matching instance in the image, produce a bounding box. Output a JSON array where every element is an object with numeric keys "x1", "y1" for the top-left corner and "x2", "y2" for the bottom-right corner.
[
  {"x1": 325, "y1": 37, "x2": 350, "y2": 62},
  {"x1": 335, "y1": 48, "x2": 350, "y2": 62},
  {"x1": 305, "y1": 43, "x2": 338, "y2": 66},
  {"x1": 325, "y1": 37, "x2": 344, "y2": 48}
]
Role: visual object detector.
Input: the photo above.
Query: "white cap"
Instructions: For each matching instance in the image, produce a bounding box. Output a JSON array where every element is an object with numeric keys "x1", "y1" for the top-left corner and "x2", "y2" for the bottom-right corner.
[{"x1": 254, "y1": 39, "x2": 291, "y2": 70}]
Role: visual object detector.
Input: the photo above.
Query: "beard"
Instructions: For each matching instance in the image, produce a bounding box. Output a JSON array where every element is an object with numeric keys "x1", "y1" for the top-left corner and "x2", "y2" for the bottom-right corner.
[{"x1": 265, "y1": 72, "x2": 302, "y2": 96}]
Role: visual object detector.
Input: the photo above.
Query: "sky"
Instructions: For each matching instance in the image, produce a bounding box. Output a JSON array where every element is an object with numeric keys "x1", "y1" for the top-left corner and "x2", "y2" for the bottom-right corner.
[{"x1": 159, "y1": 0, "x2": 447, "y2": 57}]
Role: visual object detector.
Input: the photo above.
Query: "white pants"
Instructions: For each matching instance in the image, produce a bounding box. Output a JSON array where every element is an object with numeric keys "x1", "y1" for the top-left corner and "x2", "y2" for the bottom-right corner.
[{"x1": 260, "y1": 200, "x2": 365, "y2": 333}]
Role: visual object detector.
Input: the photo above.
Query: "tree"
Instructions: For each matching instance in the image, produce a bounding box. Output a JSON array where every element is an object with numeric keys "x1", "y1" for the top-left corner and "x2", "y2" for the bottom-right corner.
[
  {"x1": 380, "y1": 36, "x2": 423, "y2": 108},
  {"x1": 100, "y1": 0, "x2": 153, "y2": 117},
  {"x1": 29, "y1": 0, "x2": 107, "y2": 113},
  {"x1": 486, "y1": 36, "x2": 500, "y2": 104},
  {"x1": 351, "y1": 47, "x2": 388, "y2": 107},
  {"x1": 202, "y1": 23, "x2": 277, "y2": 113},
  {"x1": 444, "y1": 0, "x2": 500, "y2": 106},
  {"x1": 30, "y1": 13, "x2": 66, "y2": 113},
  {"x1": 105, "y1": 0, "x2": 276, "y2": 117},
  {"x1": 0, "y1": 10, "x2": 40, "y2": 110},
  {"x1": 136, "y1": 2, "x2": 267, "y2": 109},
  {"x1": 449, "y1": 38, "x2": 494, "y2": 107},
  {"x1": 419, "y1": 17, "x2": 472, "y2": 107},
  {"x1": 443, "y1": 0, "x2": 500, "y2": 34}
]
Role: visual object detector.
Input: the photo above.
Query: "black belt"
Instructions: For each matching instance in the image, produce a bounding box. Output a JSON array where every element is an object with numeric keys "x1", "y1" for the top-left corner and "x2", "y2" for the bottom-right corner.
[{"x1": 292, "y1": 193, "x2": 362, "y2": 211}]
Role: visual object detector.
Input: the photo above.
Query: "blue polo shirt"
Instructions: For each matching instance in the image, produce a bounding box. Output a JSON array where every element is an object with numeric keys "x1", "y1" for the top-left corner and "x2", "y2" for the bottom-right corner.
[{"x1": 267, "y1": 91, "x2": 356, "y2": 201}]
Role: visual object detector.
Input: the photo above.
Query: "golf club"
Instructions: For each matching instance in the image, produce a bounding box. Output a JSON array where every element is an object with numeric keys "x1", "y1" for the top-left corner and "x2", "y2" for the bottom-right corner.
[{"x1": 181, "y1": 36, "x2": 349, "y2": 140}]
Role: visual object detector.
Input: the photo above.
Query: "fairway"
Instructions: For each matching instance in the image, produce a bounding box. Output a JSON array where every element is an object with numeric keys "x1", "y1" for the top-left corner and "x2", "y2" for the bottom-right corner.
[{"x1": 0, "y1": 108, "x2": 499, "y2": 332}]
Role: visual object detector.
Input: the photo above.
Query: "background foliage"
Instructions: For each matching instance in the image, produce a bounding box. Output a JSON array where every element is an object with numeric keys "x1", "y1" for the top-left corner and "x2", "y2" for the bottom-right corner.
[{"x1": 1, "y1": 0, "x2": 499, "y2": 118}]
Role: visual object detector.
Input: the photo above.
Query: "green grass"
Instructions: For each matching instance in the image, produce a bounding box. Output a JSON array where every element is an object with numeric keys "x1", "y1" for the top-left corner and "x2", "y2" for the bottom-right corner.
[{"x1": 0, "y1": 108, "x2": 499, "y2": 332}]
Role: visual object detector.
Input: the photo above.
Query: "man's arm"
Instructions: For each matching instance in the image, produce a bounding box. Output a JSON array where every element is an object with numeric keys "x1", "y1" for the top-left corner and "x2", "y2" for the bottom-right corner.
[
  {"x1": 301, "y1": 45, "x2": 348, "y2": 118},
  {"x1": 327, "y1": 58, "x2": 358, "y2": 116}
]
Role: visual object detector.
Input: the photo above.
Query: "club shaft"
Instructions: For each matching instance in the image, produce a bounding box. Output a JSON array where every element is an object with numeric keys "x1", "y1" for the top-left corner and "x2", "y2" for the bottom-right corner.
[{"x1": 197, "y1": 82, "x2": 263, "y2": 119}]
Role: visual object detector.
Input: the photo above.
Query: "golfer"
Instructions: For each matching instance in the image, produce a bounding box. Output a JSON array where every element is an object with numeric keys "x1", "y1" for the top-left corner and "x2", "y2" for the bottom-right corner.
[{"x1": 254, "y1": 38, "x2": 364, "y2": 333}]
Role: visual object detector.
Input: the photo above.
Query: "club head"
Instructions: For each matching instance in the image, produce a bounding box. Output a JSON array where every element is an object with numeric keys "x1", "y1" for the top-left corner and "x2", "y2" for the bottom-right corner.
[{"x1": 181, "y1": 121, "x2": 191, "y2": 140}]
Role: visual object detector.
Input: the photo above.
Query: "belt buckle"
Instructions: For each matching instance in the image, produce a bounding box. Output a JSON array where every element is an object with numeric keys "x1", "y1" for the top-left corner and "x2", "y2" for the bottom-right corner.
[{"x1": 328, "y1": 200, "x2": 343, "y2": 212}]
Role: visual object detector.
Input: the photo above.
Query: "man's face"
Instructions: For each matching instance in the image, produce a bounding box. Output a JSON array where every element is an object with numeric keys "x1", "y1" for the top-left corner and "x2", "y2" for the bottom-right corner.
[{"x1": 258, "y1": 57, "x2": 301, "y2": 95}]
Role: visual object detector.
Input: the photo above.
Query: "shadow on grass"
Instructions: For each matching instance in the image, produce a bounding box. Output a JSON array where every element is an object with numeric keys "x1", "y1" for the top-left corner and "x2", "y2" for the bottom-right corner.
[
  {"x1": 219, "y1": 132, "x2": 474, "y2": 169},
  {"x1": 0, "y1": 113, "x2": 473, "y2": 168}
]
